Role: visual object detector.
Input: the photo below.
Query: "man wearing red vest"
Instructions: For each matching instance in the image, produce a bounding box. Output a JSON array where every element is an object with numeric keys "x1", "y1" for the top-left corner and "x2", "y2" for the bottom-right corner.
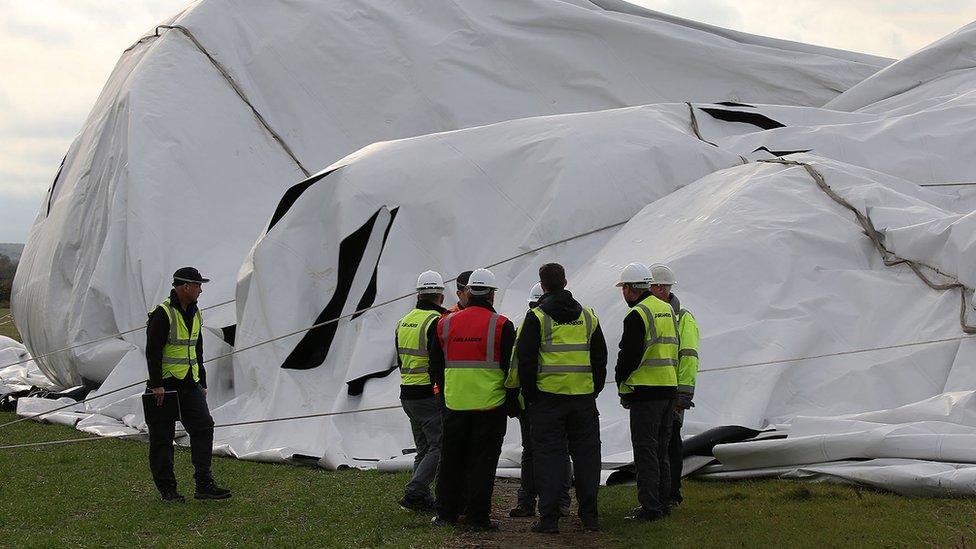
[{"x1": 429, "y1": 268, "x2": 518, "y2": 531}]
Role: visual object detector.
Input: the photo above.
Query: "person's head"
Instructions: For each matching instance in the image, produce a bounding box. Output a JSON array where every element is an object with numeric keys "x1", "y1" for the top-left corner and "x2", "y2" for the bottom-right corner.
[
  {"x1": 648, "y1": 264, "x2": 676, "y2": 301},
  {"x1": 615, "y1": 262, "x2": 650, "y2": 303},
  {"x1": 527, "y1": 282, "x2": 544, "y2": 309},
  {"x1": 416, "y1": 270, "x2": 446, "y2": 306},
  {"x1": 172, "y1": 267, "x2": 209, "y2": 304},
  {"x1": 455, "y1": 270, "x2": 473, "y2": 308},
  {"x1": 538, "y1": 263, "x2": 567, "y2": 293},
  {"x1": 466, "y1": 268, "x2": 498, "y2": 305}
]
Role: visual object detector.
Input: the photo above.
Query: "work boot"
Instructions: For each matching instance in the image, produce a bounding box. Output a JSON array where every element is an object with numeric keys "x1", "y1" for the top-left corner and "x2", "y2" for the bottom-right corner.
[
  {"x1": 194, "y1": 480, "x2": 232, "y2": 500},
  {"x1": 431, "y1": 515, "x2": 456, "y2": 527},
  {"x1": 624, "y1": 506, "x2": 662, "y2": 522},
  {"x1": 160, "y1": 490, "x2": 185, "y2": 503},
  {"x1": 465, "y1": 520, "x2": 500, "y2": 532},
  {"x1": 508, "y1": 504, "x2": 535, "y2": 517},
  {"x1": 530, "y1": 521, "x2": 559, "y2": 534},
  {"x1": 398, "y1": 494, "x2": 434, "y2": 513},
  {"x1": 582, "y1": 520, "x2": 601, "y2": 532}
]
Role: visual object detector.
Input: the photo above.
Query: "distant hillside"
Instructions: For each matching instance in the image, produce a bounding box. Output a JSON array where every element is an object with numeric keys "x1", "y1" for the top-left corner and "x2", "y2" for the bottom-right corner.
[{"x1": 0, "y1": 243, "x2": 24, "y2": 262}]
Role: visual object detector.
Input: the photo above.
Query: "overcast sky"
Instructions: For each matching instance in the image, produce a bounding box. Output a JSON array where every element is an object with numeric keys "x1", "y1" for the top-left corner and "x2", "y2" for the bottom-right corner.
[{"x1": 1, "y1": 0, "x2": 974, "y2": 243}]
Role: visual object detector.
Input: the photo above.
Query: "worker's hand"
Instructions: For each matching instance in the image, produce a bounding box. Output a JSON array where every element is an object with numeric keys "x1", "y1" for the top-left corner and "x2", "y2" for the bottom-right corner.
[
  {"x1": 202, "y1": 387, "x2": 208, "y2": 397},
  {"x1": 152, "y1": 387, "x2": 165, "y2": 407},
  {"x1": 676, "y1": 393, "x2": 695, "y2": 410},
  {"x1": 619, "y1": 397, "x2": 630, "y2": 410},
  {"x1": 504, "y1": 391, "x2": 521, "y2": 418}
]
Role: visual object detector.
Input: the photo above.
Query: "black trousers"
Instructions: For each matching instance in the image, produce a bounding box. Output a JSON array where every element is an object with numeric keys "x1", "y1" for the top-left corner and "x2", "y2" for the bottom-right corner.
[
  {"x1": 669, "y1": 411, "x2": 684, "y2": 502},
  {"x1": 529, "y1": 393, "x2": 601, "y2": 527},
  {"x1": 517, "y1": 410, "x2": 572, "y2": 510},
  {"x1": 147, "y1": 381, "x2": 215, "y2": 493},
  {"x1": 628, "y1": 398, "x2": 673, "y2": 515},
  {"x1": 436, "y1": 408, "x2": 507, "y2": 525}
]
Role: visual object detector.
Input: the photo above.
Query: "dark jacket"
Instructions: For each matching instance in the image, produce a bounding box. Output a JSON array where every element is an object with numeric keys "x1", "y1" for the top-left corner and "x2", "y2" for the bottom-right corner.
[
  {"x1": 517, "y1": 289, "x2": 608, "y2": 403},
  {"x1": 428, "y1": 298, "x2": 517, "y2": 407},
  {"x1": 615, "y1": 291, "x2": 676, "y2": 402},
  {"x1": 395, "y1": 298, "x2": 447, "y2": 400},
  {"x1": 146, "y1": 289, "x2": 206, "y2": 388}
]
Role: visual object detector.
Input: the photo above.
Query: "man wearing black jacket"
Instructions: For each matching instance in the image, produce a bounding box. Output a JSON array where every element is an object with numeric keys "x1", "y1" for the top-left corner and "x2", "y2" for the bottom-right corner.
[
  {"x1": 429, "y1": 268, "x2": 518, "y2": 531},
  {"x1": 145, "y1": 267, "x2": 229, "y2": 502},
  {"x1": 614, "y1": 262, "x2": 678, "y2": 521},
  {"x1": 518, "y1": 263, "x2": 608, "y2": 533}
]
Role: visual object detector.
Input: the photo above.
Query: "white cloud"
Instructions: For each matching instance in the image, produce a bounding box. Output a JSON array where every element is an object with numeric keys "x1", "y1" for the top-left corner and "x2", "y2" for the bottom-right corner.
[{"x1": 629, "y1": 0, "x2": 976, "y2": 58}]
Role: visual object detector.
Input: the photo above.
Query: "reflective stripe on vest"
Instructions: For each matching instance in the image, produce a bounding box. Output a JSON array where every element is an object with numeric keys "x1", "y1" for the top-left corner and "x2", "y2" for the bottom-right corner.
[
  {"x1": 396, "y1": 309, "x2": 440, "y2": 385},
  {"x1": 533, "y1": 307, "x2": 598, "y2": 395},
  {"x1": 152, "y1": 298, "x2": 201, "y2": 383},
  {"x1": 438, "y1": 307, "x2": 507, "y2": 411},
  {"x1": 620, "y1": 295, "x2": 677, "y2": 393},
  {"x1": 676, "y1": 308, "x2": 700, "y2": 397}
]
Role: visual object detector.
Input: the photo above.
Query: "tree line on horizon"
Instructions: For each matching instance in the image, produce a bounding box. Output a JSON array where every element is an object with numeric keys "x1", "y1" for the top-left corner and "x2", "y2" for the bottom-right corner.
[{"x1": 0, "y1": 254, "x2": 16, "y2": 307}]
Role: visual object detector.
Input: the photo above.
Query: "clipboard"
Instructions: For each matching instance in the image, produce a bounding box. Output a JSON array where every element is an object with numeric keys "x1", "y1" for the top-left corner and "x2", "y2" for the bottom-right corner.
[{"x1": 142, "y1": 390, "x2": 181, "y2": 422}]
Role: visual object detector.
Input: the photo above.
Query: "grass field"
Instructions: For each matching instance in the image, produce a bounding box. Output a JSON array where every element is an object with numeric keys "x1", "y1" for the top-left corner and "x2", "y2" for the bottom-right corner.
[
  {"x1": 0, "y1": 308, "x2": 19, "y2": 342},
  {"x1": 1, "y1": 412, "x2": 974, "y2": 548}
]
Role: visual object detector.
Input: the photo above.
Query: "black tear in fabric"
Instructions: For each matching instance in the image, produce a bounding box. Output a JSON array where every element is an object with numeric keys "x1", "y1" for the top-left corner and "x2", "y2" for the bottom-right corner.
[
  {"x1": 346, "y1": 364, "x2": 398, "y2": 396},
  {"x1": 350, "y1": 207, "x2": 399, "y2": 321},
  {"x1": 46, "y1": 154, "x2": 67, "y2": 216},
  {"x1": 752, "y1": 146, "x2": 811, "y2": 157},
  {"x1": 699, "y1": 107, "x2": 786, "y2": 130},
  {"x1": 220, "y1": 324, "x2": 237, "y2": 346},
  {"x1": 266, "y1": 168, "x2": 339, "y2": 234},
  {"x1": 714, "y1": 101, "x2": 757, "y2": 108},
  {"x1": 281, "y1": 208, "x2": 383, "y2": 370}
]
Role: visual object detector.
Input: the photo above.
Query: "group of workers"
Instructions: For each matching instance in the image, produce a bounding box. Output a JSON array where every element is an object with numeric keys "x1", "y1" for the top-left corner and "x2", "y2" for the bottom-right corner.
[
  {"x1": 395, "y1": 262, "x2": 699, "y2": 533},
  {"x1": 139, "y1": 261, "x2": 699, "y2": 534}
]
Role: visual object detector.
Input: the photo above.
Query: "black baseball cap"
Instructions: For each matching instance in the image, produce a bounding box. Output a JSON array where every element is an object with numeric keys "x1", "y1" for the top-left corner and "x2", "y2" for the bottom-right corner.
[
  {"x1": 172, "y1": 267, "x2": 210, "y2": 286},
  {"x1": 456, "y1": 270, "x2": 473, "y2": 291}
]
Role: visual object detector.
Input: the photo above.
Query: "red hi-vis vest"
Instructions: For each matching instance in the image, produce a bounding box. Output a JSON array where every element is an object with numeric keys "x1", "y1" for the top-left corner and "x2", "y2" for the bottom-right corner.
[{"x1": 437, "y1": 306, "x2": 508, "y2": 411}]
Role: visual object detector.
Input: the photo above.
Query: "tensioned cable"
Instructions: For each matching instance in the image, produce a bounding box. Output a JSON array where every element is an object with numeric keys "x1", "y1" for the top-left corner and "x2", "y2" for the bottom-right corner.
[
  {"x1": 6, "y1": 332, "x2": 976, "y2": 451},
  {"x1": 0, "y1": 299, "x2": 236, "y2": 371},
  {"x1": 0, "y1": 404, "x2": 402, "y2": 451},
  {"x1": 0, "y1": 219, "x2": 632, "y2": 429},
  {"x1": 919, "y1": 182, "x2": 976, "y2": 188}
]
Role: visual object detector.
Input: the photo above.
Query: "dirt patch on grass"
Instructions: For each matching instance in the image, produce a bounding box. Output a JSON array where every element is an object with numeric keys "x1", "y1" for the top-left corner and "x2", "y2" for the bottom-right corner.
[{"x1": 445, "y1": 479, "x2": 603, "y2": 549}]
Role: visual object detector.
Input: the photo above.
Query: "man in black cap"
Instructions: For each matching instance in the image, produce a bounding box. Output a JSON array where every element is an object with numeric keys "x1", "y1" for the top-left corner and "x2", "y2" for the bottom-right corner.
[
  {"x1": 145, "y1": 267, "x2": 230, "y2": 502},
  {"x1": 446, "y1": 270, "x2": 473, "y2": 313}
]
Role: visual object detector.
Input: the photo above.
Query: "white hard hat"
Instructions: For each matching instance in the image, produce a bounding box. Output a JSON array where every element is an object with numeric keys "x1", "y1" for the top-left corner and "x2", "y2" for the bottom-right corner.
[
  {"x1": 467, "y1": 268, "x2": 498, "y2": 295},
  {"x1": 416, "y1": 270, "x2": 445, "y2": 294},
  {"x1": 616, "y1": 262, "x2": 652, "y2": 288},
  {"x1": 528, "y1": 282, "x2": 544, "y2": 304},
  {"x1": 649, "y1": 264, "x2": 677, "y2": 286}
]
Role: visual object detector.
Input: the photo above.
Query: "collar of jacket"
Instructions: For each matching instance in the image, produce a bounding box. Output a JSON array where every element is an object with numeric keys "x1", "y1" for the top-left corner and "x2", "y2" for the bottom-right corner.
[
  {"x1": 626, "y1": 290, "x2": 653, "y2": 308},
  {"x1": 415, "y1": 298, "x2": 447, "y2": 314},
  {"x1": 668, "y1": 292, "x2": 681, "y2": 312},
  {"x1": 465, "y1": 298, "x2": 496, "y2": 312}
]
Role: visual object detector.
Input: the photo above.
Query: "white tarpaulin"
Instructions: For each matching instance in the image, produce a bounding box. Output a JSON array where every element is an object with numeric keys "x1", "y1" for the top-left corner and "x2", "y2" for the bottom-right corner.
[{"x1": 8, "y1": 0, "x2": 976, "y2": 496}]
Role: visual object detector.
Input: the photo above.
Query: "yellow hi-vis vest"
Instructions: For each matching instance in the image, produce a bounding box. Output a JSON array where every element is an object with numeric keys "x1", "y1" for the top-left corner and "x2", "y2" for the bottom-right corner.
[
  {"x1": 396, "y1": 308, "x2": 441, "y2": 386},
  {"x1": 152, "y1": 298, "x2": 201, "y2": 382},
  {"x1": 676, "y1": 308, "x2": 699, "y2": 397},
  {"x1": 532, "y1": 307, "x2": 597, "y2": 395},
  {"x1": 504, "y1": 312, "x2": 532, "y2": 409},
  {"x1": 619, "y1": 295, "x2": 678, "y2": 393}
]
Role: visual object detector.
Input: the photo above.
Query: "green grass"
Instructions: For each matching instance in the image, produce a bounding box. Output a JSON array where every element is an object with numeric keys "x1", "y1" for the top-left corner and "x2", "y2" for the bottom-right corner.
[
  {"x1": 1, "y1": 413, "x2": 973, "y2": 548},
  {"x1": 0, "y1": 412, "x2": 451, "y2": 548},
  {"x1": 0, "y1": 308, "x2": 19, "y2": 343},
  {"x1": 599, "y1": 481, "x2": 976, "y2": 548}
]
